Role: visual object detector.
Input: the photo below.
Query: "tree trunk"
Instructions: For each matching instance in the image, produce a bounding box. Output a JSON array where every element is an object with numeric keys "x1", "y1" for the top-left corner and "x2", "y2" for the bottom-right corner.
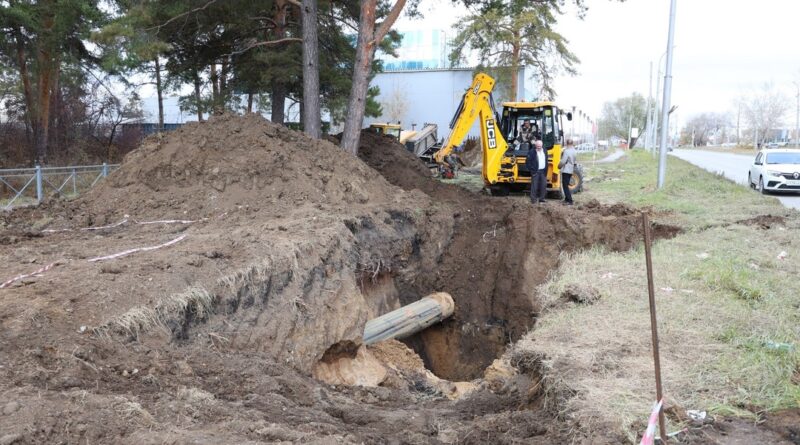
[
  {"x1": 340, "y1": 0, "x2": 406, "y2": 155},
  {"x1": 35, "y1": 50, "x2": 55, "y2": 164},
  {"x1": 107, "y1": 120, "x2": 120, "y2": 161},
  {"x1": 155, "y1": 57, "x2": 164, "y2": 131},
  {"x1": 247, "y1": 92, "x2": 254, "y2": 113},
  {"x1": 271, "y1": 81, "x2": 286, "y2": 124},
  {"x1": 210, "y1": 63, "x2": 221, "y2": 115},
  {"x1": 220, "y1": 58, "x2": 229, "y2": 97},
  {"x1": 48, "y1": 63, "x2": 60, "y2": 153},
  {"x1": 302, "y1": 0, "x2": 321, "y2": 138},
  {"x1": 269, "y1": 0, "x2": 289, "y2": 125},
  {"x1": 14, "y1": 30, "x2": 36, "y2": 151},
  {"x1": 510, "y1": 37, "x2": 520, "y2": 102},
  {"x1": 340, "y1": 0, "x2": 378, "y2": 155},
  {"x1": 194, "y1": 71, "x2": 204, "y2": 122}
]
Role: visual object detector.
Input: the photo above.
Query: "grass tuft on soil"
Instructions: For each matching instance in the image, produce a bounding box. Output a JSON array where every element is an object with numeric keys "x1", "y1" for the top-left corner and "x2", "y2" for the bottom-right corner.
[
  {"x1": 94, "y1": 286, "x2": 214, "y2": 340},
  {"x1": 510, "y1": 149, "x2": 800, "y2": 442}
]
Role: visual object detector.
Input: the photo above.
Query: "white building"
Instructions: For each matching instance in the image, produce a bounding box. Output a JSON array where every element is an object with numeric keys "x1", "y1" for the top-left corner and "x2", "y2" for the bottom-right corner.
[{"x1": 370, "y1": 28, "x2": 539, "y2": 138}]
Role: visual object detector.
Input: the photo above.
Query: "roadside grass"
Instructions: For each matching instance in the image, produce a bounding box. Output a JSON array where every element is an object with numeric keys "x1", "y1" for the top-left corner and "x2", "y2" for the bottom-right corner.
[
  {"x1": 699, "y1": 145, "x2": 760, "y2": 156},
  {"x1": 449, "y1": 170, "x2": 486, "y2": 193},
  {"x1": 579, "y1": 149, "x2": 788, "y2": 229},
  {"x1": 511, "y1": 149, "x2": 800, "y2": 442}
]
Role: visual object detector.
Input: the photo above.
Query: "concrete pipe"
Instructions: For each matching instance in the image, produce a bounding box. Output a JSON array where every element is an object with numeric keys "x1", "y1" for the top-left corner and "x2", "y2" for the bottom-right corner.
[{"x1": 363, "y1": 292, "x2": 455, "y2": 345}]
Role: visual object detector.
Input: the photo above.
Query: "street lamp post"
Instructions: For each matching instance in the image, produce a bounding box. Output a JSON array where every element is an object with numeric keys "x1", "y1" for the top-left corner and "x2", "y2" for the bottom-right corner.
[
  {"x1": 657, "y1": 0, "x2": 677, "y2": 190},
  {"x1": 651, "y1": 50, "x2": 669, "y2": 156},
  {"x1": 794, "y1": 81, "x2": 799, "y2": 148},
  {"x1": 645, "y1": 61, "x2": 654, "y2": 153}
]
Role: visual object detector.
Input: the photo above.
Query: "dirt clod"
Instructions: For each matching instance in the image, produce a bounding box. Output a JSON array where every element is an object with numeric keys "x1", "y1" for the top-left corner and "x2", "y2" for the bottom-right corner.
[
  {"x1": 561, "y1": 284, "x2": 601, "y2": 304},
  {"x1": 737, "y1": 214, "x2": 787, "y2": 229},
  {"x1": 2, "y1": 401, "x2": 20, "y2": 416}
]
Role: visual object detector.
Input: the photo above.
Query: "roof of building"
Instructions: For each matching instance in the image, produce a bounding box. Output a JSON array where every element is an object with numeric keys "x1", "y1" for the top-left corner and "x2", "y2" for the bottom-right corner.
[{"x1": 380, "y1": 66, "x2": 477, "y2": 73}]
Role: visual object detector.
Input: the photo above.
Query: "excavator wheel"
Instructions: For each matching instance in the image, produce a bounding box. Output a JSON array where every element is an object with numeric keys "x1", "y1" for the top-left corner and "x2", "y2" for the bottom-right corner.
[
  {"x1": 489, "y1": 185, "x2": 510, "y2": 196},
  {"x1": 569, "y1": 165, "x2": 585, "y2": 193}
]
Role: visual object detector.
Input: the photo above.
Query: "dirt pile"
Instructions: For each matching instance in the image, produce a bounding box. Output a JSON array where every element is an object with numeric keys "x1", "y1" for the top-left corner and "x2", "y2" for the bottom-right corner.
[
  {"x1": 85, "y1": 113, "x2": 405, "y2": 219},
  {"x1": 1, "y1": 114, "x2": 456, "y2": 376}
]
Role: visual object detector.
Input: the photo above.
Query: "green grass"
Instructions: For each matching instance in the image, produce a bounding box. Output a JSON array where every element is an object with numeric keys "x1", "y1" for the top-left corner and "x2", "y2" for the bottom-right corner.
[
  {"x1": 580, "y1": 149, "x2": 786, "y2": 229},
  {"x1": 511, "y1": 149, "x2": 800, "y2": 442},
  {"x1": 449, "y1": 170, "x2": 485, "y2": 193}
]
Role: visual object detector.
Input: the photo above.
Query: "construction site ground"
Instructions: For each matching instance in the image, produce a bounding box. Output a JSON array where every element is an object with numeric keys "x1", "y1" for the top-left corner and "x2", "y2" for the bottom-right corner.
[{"x1": 0, "y1": 115, "x2": 797, "y2": 444}]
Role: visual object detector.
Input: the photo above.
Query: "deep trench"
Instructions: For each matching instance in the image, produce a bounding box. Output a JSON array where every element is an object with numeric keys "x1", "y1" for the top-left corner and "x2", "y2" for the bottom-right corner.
[
  {"x1": 355, "y1": 202, "x2": 680, "y2": 382},
  {"x1": 159, "y1": 198, "x2": 676, "y2": 385}
]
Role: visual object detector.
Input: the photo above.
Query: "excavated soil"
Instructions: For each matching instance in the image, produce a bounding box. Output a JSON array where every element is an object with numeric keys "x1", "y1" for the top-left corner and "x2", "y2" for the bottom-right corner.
[
  {"x1": 357, "y1": 131, "x2": 680, "y2": 380},
  {"x1": 0, "y1": 114, "x2": 723, "y2": 444}
]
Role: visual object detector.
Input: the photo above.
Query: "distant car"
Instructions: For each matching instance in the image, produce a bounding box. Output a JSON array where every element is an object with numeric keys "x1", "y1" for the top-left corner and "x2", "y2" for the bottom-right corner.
[{"x1": 748, "y1": 148, "x2": 800, "y2": 194}]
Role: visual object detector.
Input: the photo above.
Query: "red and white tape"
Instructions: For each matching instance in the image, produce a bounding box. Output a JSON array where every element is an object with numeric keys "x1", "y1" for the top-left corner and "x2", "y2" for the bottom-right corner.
[
  {"x1": 43, "y1": 216, "x2": 205, "y2": 233},
  {"x1": 87, "y1": 234, "x2": 187, "y2": 262},
  {"x1": 639, "y1": 399, "x2": 663, "y2": 445},
  {"x1": 135, "y1": 218, "x2": 205, "y2": 225},
  {"x1": 2, "y1": 234, "x2": 189, "y2": 288},
  {"x1": 0, "y1": 261, "x2": 61, "y2": 289},
  {"x1": 81, "y1": 218, "x2": 129, "y2": 231}
]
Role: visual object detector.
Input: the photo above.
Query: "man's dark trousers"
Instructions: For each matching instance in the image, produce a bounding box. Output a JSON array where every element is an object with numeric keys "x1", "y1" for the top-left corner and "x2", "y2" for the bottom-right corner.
[
  {"x1": 561, "y1": 172, "x2": 573, "y2": 204},
  {"x1": 530, "y1": 170, "x2": 547, "y2": 203}
]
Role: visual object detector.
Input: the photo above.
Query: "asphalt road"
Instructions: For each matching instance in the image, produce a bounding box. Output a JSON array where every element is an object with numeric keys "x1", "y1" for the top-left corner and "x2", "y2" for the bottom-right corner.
[{"x1": 670, "y1": 149, "x2": 800, "y2": 210}]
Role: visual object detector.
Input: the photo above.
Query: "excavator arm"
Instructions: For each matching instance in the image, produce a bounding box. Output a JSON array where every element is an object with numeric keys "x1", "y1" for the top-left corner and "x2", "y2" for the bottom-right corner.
[{"x1": 433, "y1": 73, "x2": 509, "y2": 185}]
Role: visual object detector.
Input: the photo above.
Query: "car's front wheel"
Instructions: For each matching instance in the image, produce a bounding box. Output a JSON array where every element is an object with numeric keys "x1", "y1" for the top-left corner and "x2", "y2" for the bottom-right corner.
[{"x1": 758, "y1": 176, "x2": 768, "y2": 195}]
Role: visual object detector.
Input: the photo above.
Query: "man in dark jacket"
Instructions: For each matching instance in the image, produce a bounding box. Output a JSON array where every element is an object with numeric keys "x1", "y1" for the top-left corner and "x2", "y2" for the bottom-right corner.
[{"x1": 526, "y1": 140, "x2": 547, "y2": 204}]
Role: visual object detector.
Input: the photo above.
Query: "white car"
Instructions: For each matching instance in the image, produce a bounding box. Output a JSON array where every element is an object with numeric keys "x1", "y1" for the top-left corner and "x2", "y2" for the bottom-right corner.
[{"x1": 748, "y1": 148, "x2": 800, "y2": 194}]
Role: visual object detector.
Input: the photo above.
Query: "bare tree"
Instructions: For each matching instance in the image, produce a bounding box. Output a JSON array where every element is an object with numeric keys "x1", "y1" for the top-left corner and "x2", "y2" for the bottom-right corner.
[
  {"x1": 598, "y1": 93, "x2": 648, "y2": 146},
  {"x1": 681, "y1": 112, "x2": 730, "y2": 146},
  {"x1": 740, "y1": 83, "x2": 790, "y2": 147}
]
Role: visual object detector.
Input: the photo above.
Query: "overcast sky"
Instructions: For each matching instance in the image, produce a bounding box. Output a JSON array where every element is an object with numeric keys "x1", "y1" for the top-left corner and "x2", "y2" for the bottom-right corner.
[{"x1": 395, "y1": 0, "x2": 800, "y2": 126}]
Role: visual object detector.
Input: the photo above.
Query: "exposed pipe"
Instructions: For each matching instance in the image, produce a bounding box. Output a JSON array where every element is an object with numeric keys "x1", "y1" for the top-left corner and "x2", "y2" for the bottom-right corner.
[{"x1": 363, "y1": 292, "x2": 454, "y2": 345}]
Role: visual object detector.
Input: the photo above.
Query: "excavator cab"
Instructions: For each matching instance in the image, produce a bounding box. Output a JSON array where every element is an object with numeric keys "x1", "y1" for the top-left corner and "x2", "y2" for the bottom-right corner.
[
  {"x1": 369, "y1": 123, "x2": 402, "y2": 140},
  {"x1": 499, "y1": 102, "x2": 566, "y2": 179}
]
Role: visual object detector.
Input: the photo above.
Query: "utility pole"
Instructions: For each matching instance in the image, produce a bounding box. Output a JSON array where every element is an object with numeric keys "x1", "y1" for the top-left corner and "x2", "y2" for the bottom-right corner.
[
  {"x1": 754, "y1": 127, "x2": 758, "y2": 150},
  {"x1": 794, "y1": 81, "x2": 799, "y2": 148},
  {"x1": 657, "y1": 0, "x2": 677, "y2": 190},
  {"x1": 628, "y1": 114, "x2": 633, "y2": 150},
  {"x1": 736, "y1": 103, "x2": 741, "y2": 146},
  {"x1": 646, "y1": 61, "x2": 653, "y2": 153}
]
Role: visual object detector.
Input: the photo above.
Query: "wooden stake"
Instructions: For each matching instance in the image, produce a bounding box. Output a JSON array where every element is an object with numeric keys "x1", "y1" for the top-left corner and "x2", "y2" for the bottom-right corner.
[{"x1": 642, "y1": 212, "x2": 667, "y2": 443}]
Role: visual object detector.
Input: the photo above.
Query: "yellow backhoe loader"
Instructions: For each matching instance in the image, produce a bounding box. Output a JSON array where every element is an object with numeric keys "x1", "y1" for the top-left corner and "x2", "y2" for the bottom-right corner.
[{"x1": 433, "y1": 73, "x2": 583, "y2": 197}]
